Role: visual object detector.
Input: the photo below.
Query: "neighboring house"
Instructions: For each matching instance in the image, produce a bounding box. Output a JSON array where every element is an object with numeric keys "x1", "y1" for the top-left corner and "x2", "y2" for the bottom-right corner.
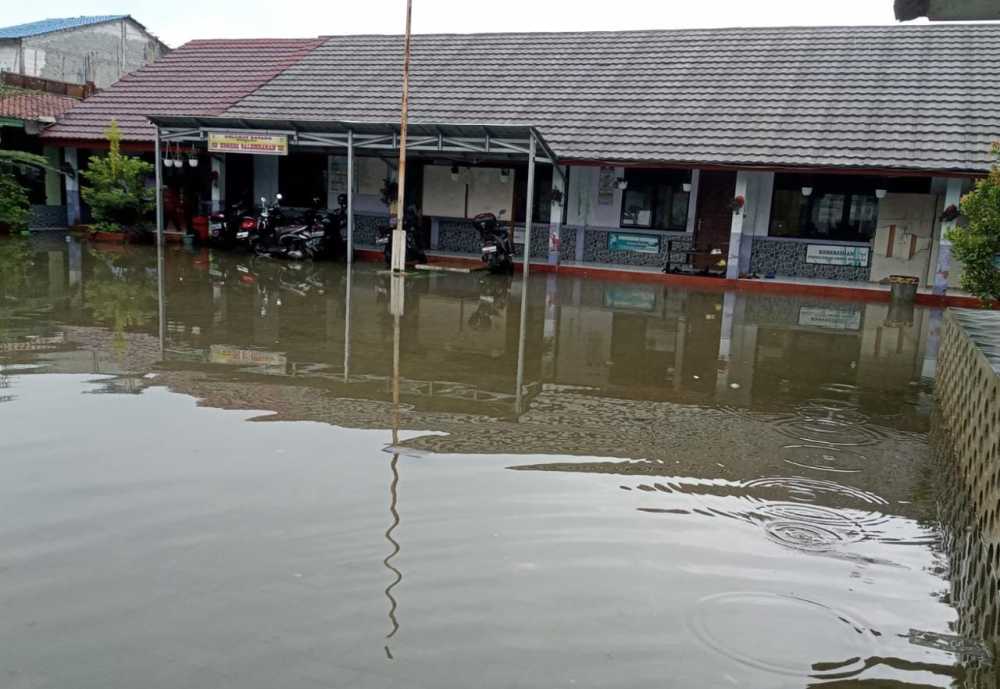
[
  {"x1": 41, "y1": 24, "x2": 1000, "y2": 292},
  {"x1": 895, "y1": 0, "x2": 1000, "y2": 20},
  {"x1": 40, "y1": 37, "x2": 325, "y2": 228},
  {"x1": 0, "y1": 74, "x2": 81, "y2": 227},
  {"x1": 0, "y1": 15, "x2": 168, "y2": 89}
]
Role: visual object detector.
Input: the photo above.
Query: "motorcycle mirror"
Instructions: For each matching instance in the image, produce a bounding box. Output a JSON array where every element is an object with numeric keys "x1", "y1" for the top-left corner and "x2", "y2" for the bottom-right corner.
[
  {"x1": 260, "y1": 196, "x2": 267, "y2": 205},
  {"x1": 498, "y1": 209, "x2": 507, "y2": 218}
]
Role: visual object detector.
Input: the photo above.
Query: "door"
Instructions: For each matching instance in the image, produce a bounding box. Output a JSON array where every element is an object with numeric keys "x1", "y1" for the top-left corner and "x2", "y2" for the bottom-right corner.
[
  {"x1": 869, "y1": 193, "x2": 937, "y2": 283},
  {"x1": 694, "y1": 171, "x2": 737, "y2": 270}
]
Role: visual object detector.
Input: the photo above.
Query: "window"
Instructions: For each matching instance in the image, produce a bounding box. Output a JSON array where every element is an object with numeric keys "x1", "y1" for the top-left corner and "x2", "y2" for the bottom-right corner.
[
  {"x1": 619, "y1": 169, "x2": 690, "y2": 231},
  {"x1": 769, "y1": 174, "x2": 930, "y2": 241}
]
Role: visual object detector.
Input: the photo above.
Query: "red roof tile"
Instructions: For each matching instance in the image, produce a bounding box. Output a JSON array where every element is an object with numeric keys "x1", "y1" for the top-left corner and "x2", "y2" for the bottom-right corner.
[
  {"x1": 0, "y1": 90, "x2": 79, "y2": 121},
  {"x1": 41, "y1": 38, "x2": 324, "y2": 144}
]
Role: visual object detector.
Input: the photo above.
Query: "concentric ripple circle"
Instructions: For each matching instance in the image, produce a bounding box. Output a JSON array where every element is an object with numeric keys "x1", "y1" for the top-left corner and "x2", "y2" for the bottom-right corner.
[{"x1": 689, "y1": 592, "x2": 877, "y2": 678}]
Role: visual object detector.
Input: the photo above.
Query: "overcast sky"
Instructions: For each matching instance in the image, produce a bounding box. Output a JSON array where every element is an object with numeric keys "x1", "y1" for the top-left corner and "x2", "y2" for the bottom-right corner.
[{"x1": 8, "y1": 0, "x2": 922, "y2": 47}]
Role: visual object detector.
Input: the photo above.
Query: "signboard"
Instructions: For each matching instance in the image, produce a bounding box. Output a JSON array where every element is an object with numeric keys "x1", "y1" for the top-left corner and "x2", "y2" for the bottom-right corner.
[
  {"x1": 603, "y1": 286, "x2": 657, "y2": 312},
  {"x1": 797, "y1": 306, "x2": 862, "y2": 331},
  {"x1": 209, "y1": 345, "x2": 288, "y2": 368},
  {"x1": 598, "y1": 166, "x2": 617, "y2": 206},
  {"x1": 805, "y1": 244, "x2": 870, "y2": 267},
  {"x1": 208, "y1": 132, "x2": 288, "y2": 156},
  {"x1": 608, "y1": 232, "x2": 660, "y2": 255}
]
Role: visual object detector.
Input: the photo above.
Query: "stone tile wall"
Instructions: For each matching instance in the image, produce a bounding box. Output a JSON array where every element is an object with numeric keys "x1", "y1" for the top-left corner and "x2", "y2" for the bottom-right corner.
[
  {"x1": 750, "y1": 237, "x2": 873, "y2": 281},
  {"x1": 582, "y1": 228, "x2": 691, "y2": 268}
]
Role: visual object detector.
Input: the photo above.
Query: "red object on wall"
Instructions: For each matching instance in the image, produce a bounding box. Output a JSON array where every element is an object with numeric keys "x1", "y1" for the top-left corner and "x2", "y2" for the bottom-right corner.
[{"x1": 192, "y1": 216, "x2": 209, "y2": 242}]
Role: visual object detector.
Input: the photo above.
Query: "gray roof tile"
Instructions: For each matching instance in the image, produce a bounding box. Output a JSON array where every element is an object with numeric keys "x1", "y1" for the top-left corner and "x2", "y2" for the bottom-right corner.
[{"x1": 226, "y1": 25, "x2": 1000, "y2": 173}]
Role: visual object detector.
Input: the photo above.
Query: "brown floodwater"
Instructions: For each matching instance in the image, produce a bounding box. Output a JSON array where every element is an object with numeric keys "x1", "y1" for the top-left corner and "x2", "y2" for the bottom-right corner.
[{"x1": 0, "y1": 236, "x2": 995, "y2": 688}]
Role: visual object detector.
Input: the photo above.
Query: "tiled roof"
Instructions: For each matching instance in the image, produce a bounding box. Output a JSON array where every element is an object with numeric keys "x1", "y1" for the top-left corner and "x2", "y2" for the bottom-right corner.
[
  {"x1": 0, "y1": 15, "x2": 128, "y2": 39},
  {"x1": 0, "y1": 90, "x2": 79, "y2": 121},
  {"x1": 224, "y1": 25, "x2": 1000, "y2": 173},
  {"x1": 41, "y1": 38, "x2": 325, "y2": 143}
]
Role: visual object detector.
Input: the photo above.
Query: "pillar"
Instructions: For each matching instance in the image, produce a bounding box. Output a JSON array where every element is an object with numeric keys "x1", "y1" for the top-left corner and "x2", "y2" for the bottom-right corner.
[
  {"x1": 685, "y1": 169, "x2": 701, "y2": 234},
  {"x1": 64, "y1": 147, "x2": 80, "y2": 226},
  {"x1": 725, "y1": 171, "x2": 750, "y2": 279},
  {"x1": 933, "y1": 177, "x2": 965, "y2": 295},
  {"x1": 43, "y1": 146, "x2": 61, "y2": 207},
  {"x1": 547, "y1": 166, "x2": 566, "y2": 266},
  {"x1": 211, "y1": 155, "x2": 225, "y2": 212}
]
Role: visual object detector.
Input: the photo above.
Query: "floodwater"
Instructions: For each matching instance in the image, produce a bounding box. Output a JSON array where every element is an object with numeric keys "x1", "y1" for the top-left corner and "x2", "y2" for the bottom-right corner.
[{"x1": 0, "y1": 236, "x2": 996, "y2": 688}]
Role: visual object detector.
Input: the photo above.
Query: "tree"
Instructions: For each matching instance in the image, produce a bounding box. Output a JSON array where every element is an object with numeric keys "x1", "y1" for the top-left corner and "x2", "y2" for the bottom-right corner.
[
  {"x1": 949, "y1": 143, "x2": 1000, "y2": 306},
  {"x1": 0, "y1": 150, "x2": 53, "y2": 233},
  {"x1": 81, "y1": 121, "x2": 154, "y2": 232}
]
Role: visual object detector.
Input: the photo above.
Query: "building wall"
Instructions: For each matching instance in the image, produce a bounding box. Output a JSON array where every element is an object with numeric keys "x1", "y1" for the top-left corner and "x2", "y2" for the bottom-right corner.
[{"x1": 0, "y1": 19, "x2": 165, "y2": 88}]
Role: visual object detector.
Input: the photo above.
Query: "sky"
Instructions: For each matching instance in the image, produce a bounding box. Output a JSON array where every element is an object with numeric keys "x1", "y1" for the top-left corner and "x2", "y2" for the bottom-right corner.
[{"x1": 6, "y1": 0, "x2": 920, "y2": 47}]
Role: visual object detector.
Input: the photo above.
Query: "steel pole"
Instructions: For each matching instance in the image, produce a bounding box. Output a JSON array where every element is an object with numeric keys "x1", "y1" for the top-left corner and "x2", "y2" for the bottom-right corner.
[
  {"x1": 155, "y1": 126, "x2": 165, "y2": 360},
  {"x1": 343, "y1": 262, "x2": 352, "y2": 383},
  {"x1": 347, "y1": 129, "x2": 354, "y2": 264},
  {"x1": 522, "y1": 132, "x2": 536, "y2": 279},
  {"x1": 391, "y1": 0, "x2": 413, "y2": 273}
]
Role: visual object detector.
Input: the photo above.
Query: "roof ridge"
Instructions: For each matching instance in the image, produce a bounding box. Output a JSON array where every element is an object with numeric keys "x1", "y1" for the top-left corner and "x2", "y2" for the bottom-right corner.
[{"x1": 315, "y1": 23, "x2": 1000, "y2": 40}]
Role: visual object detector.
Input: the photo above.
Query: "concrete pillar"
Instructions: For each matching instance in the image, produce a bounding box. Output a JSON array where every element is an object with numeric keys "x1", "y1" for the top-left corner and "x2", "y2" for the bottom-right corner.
[
  {"x1": 933, "y1": 177, "x2": 965, "y2": 295},
  {"x1": 43, "y1": 146, "x2": 61, "y2": 206},
  {"x1": 64, "y1": 147, "x2": 80, "y2": 226},
  {"x1": 210, "y1": 155, "x2": 226, "y2": 212},
  {"x1": 725, "y1": 171, "x2": 750, "y2": 279},
  {"x1": 547, "y1": 167, "x2": 566, "y2": 266},
  {"x1": 685, "y1": 169, "x2": 701, "y2": 234}
]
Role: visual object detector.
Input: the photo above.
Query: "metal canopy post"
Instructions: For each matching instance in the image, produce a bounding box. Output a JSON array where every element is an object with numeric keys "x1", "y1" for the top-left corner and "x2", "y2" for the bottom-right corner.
[
  {"x1": 154, "y1": 126, "x2": 164, "y2": 246},
  {"x1": 522, "y1": 132, "x2": 537, "y2": 277},
  {"x1": 154, "y1": 125, "x2": 165, "y2": 360},
  {"x1": 347, "y1": 129, "x2": 354, "y2": 264}
]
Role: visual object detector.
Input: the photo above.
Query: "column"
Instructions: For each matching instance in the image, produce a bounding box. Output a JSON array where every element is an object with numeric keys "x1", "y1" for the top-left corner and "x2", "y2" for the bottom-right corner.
[
  {"x1": 547, "y1": 166, "x2": 566, "y2": 266},
  {"x1": 210, "y1": 155, "x2": 226, "y2": 212},
  {"x1": 64, "y1": 147, "x2": 80, "y2": 226},
  {"x1": 933, "y1": 177, "x2": 965, "y2": 295},
  {"x1": 43, "y1": 146, "x2": 61, "y2": 207},
  {"x1": 725, "y1": 170, "x2": 749, "y2": 279},
  {"x1": 685, "y1": 169, "x2": 701, "y2": 234}
]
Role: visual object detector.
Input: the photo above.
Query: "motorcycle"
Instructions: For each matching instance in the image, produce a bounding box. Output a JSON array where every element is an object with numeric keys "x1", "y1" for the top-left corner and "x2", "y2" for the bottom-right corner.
[
  {"x1": 251, "y1": 194, "x2": 347, "y2": 261},
  {"x1": 209, "y1": 202, "x2": 256, "y2": 248},
  {"x1": 376, "y1": 206, "x2": 427, "y2": 268},
  {"x1": 467, "y1": 273, "x2": 512, "y2": 331},
  {"x1": 471, "y1": 209, "x2": 515, "y2": 274}
]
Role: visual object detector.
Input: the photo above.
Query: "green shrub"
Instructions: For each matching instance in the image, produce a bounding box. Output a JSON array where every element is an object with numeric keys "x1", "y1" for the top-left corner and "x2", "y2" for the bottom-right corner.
[
  {"x1": 0, "y1": 169, "x2": 30, "y2": 232},
  {"x1": 81, "y1": 121, "x2": 154, "y2": 231},
  {"x1": 949, "y1": 143, "x2": 1000, "y2": 306}
]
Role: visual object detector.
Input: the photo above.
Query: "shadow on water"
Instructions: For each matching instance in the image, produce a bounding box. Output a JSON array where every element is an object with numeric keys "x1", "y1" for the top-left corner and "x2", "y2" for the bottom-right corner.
[{"x1": 0, "y1": 236, "x2": 997, "y2": 687}]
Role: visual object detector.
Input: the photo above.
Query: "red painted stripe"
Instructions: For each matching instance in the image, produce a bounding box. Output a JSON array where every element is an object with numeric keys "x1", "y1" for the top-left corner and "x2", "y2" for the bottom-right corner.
[{"x1": 350, "y1": 250, "x2": 992, "y2": 308}]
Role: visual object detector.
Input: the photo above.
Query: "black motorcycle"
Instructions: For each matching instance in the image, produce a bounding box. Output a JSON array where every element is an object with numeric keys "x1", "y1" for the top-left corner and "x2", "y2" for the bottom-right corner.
[
  {"x1": 252, "y1": 194, "x2": 346, "y2": 261},
  {"x1": 467, "y1": 273, "x2": 512, "y2": 331},
  {"x1": 471, "y1": 210, "x2": 515, "y2": 274},
  {"x1": 209, "y1": 202, "x2": 256, "y2": 248},
  {"x1": 376, "y1": 206, "x2": 427, "y2": 267}
]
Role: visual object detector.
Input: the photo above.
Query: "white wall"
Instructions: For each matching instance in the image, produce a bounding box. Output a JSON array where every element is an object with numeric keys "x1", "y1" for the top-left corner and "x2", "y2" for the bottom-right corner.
[
  {"x1": 328, "y1": 155, "x2": 390, "y2": 213},
  {"x1": 566, "y1": 165, "x2": 624, "y2": 228},
  {"x1": 742, "y1": 171, "x2": 775, "y2": 237}
]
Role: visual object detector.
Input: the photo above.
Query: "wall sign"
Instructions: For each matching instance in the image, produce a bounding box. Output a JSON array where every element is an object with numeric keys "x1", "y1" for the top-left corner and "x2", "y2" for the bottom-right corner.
[
  {"x1": 797, "y1": 306, "x2": 862, "y2": 331},
  {"x1": 603, "y1": 286, "x2": 657, "y2": 312},
  {"x1": 608, "y1": 232, "x2": 660, "y2": 255},
  {"x1": 208, "y1": 132, "x2": 288, "y2": 156},
  {"x1": 805, "y1": 244, "x2": 870, "y2": 267}
]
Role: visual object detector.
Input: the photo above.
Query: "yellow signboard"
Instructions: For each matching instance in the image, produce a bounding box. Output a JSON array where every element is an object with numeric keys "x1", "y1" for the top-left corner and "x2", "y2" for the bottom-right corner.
[{"x1": 207, "y1": 132, "x2": 288, "y2": 156}]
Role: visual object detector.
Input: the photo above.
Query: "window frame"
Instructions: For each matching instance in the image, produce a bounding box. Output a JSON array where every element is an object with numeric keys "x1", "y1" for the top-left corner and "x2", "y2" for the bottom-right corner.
[{"x1": 618, "y1": 168, "x2": 691, "y2": 232}]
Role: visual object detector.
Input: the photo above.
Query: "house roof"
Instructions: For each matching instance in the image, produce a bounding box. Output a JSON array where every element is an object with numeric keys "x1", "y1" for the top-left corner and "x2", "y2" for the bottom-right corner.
[
  {"x1": 41, "y1": 38, "x2": 325, "y2": 143},
  {"x1": 0, "y1": 89, "x2": 79, "y2": 122},
  {"x1": 222, "y1": 24, "x2": 1000, "y2": 174},
  {"x1": 0, "y1": 15, "x2": 129, "y2": 39}
]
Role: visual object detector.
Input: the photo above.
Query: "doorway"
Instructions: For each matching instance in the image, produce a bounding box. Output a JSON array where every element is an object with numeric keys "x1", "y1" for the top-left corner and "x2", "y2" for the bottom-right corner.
[{"x1": 694, "y1": 171, "x2": 737, "y2": 271}]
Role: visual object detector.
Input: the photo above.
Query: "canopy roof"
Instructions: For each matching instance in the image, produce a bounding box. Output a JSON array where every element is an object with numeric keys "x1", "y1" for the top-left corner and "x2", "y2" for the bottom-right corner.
[{"x1": 149, "y1": 114, "x2": 559, "y2": 162}]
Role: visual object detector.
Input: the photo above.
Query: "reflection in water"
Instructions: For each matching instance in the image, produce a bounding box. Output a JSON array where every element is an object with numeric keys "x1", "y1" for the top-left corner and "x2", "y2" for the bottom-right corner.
[{"x1": 0, "y1": 236, "x2": 997, "y2": 688}]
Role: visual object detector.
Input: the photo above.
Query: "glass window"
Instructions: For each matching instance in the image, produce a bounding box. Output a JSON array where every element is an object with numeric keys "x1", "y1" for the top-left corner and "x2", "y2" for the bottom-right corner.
[
  {"x1": 620, "y1": 169, "x2": 691, "y2": 231},
  {"x1": 769, "y1": 174, "x2": 930, "y2": 242}
]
